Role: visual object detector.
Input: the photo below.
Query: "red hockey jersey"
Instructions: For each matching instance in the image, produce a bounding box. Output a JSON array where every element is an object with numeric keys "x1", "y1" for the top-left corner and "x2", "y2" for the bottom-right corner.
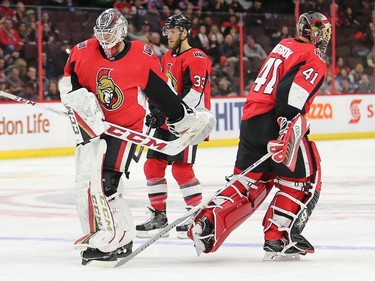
[
  {"x1": 62, "y1": 38, "x2": 171, "y2": 132},
  {"x1": 161, "y1": 48, "x2": 211, "y2": 110},
  {"x1": 242, "y1": 38, "x2": 328, "y2": 120}
]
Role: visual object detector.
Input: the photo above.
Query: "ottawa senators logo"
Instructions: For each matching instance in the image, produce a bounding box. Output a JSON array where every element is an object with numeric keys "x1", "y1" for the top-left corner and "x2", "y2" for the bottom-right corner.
[
  {"x1": 165, "y1": 63, "x2": 177, "y2": 91},
  {"x1": 96, "y1": 68, "x2": 123, "y2": 110}
]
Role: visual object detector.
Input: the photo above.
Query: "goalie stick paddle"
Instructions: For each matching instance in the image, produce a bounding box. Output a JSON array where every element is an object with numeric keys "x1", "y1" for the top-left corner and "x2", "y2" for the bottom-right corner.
[
  {"x1": 132, "y1": 123, "x2": 152, "y2": 163},
  {"x1": 0, "y1": 90, "x2": 204, "y2": 156},
  {"x1": 112, "y1": 151, "x2": 273, "y2": 268}
]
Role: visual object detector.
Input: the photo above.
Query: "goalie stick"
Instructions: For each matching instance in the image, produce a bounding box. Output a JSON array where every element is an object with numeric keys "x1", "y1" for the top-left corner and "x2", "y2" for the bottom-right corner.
[
  {"x1": 110, "y1": 151, "x2": 274, "y2": 268},
  {"x1": 0, "y1": 90, "x2": 206, "y2": 156},
  {"x1": 132, "y1": 123, "x2": 152, "y2": 163}
]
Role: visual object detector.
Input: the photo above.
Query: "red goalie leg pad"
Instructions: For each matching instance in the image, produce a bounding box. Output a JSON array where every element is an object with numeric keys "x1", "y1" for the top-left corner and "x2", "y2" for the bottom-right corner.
[{"x1": 189, "y1": 170, "x2": 273, "y2": 253}]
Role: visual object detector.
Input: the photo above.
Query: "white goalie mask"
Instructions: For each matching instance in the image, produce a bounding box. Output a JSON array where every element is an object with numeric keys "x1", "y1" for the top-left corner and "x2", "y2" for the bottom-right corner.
[{"x1": 94, "y1": 8, "x2": 128, "y2": 58}]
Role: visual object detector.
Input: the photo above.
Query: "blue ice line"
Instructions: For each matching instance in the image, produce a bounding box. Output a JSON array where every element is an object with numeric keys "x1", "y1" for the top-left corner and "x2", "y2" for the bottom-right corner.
[{"x1": 1, "y1": 236, "x2": 375, "y2": 251}]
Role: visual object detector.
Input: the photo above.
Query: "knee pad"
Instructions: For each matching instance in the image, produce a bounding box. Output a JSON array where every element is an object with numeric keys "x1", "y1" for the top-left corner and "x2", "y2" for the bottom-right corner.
[
  {"x1": 144, "y1": 158, "x2": 168, "y2": 180},
  {"x1": 263, "y1": 176, "x2": 321, "y2": 241},
  {"x1": 102, "y1": 169, "x2": 122, "y2": 197}
]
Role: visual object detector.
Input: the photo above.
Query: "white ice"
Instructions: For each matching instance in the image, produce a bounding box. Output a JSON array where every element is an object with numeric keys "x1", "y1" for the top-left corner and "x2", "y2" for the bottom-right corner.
[{"x1": 0, "y1": 139, "x2": 374, "y2": 281}]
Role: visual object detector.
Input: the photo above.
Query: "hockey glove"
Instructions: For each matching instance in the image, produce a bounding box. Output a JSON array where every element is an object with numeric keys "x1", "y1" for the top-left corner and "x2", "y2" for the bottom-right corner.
[
  {"x1": 166, "y1": 103, "x2": 215, "y2": 145},
  {"x1": 145, "y1": 107, "x2": 166, "y2": 128},
  {"x1": 267, "y1": 113, "x2": 310, "y2": 172}
]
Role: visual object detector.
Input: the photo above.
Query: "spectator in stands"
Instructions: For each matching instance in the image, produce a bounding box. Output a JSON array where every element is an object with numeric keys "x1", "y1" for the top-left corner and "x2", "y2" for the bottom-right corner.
[
  {"x1": 228, "y1": 0, "x2": 247, "y2": 12},
  {"x1": 14, "y1": 1, "x2": 26, "y2": 23},
  {"x1": 149, "y1": 31, "x2": 168, "y2": 58},
  {"x1": 219, "y1": 33, "x2": 239, "y2": 79},
  {"x1": 0, "y1": 0, "x2": 15, "y2": 19},
  {"x1": 42, "y1": 52, "x2": 57, "y2": 80},
  {"x1": 271, "y1": 25, "x2": 292, "y2": 46},
  {"x1": 212, "y1": 76, "x2": 238, "y2": 97},
  {"x1": 222, "y1": 14, "x2": 239, "y2": 39},
  {"x1": 0, "y1": 18, "x2": 24, "y2": 55},
  {"x1": 243, "y1": 35, "x2": 267, "y2": 61},
  {"x1": 42, "y1": 22, "x2": 57, "y2": 44},
  {"x1": 44, "y1": 80, "x2": 60, "y2": 100},
  {"x1": 195, "y1": 24, "x2": 210, "y2": 53},
  {"x1": 0, "y1": 77, "x2": 9, "y2": 99},
  {"x1": 212, "y1": 55, "x2": 235, "y2": 80},
  {"x1": 24, "y1": 9, "x2": 36, "y2": 28},
  {"x1": 247, "y1": 0, "x2": 265, "y2": 28},
  {"x1": 338, "y1": 6, "x2": 361, "y2": 28},
  {"x1": 26, "y1": 21, "x2": 37, "y2": 44},
  {"x1": 17, "y1": 21, "x2": 29, "y2": 43},
  {"x1": 136, "y1": 19, "x2": 152, "y2": 43},
  {"x1": 334, "y1": 56, "x2": 351, "y2": 76},
  {"x1": 4, "y1": 50, "x2": 21, "y2": 69},
  {"x1": 208, "y1": 0, "x2": 226, "y2": 13},
  {"x1": 144, "y1": 1, "x2": 162, "y2": 33},
  {"x1": 22, "y1": 80, "x2": 38, "y2": 100},
  {"x1": 21, "y1": 66, "x2": 38, "y2": 94},
  {"x1": 114, "y1": 0, "x2": 132, "y2": 13},
  {"x1": 0, "y1": 57, "x2": 5, "y2": 79},
  {"x1": 337, "y1": 77, "x2": 355, "y2": 93},
  {"x1": 4, "y1": 66, "x2": 24, "y2": 96},
  {"x1": 355, "y1": 73, "x2": 373, "y2": 93},
  {"x1": 366, "y1": 51, "x2": 374, "y2": 70},
  {"x1": 41, "y1": 11, "x2": 60, "y2": 37},
  {"x1": 64, "y1": 0, "x2": 76, "y2": 12},
  {"x1": 53, "y1": 40, "x2": 70, "y2": 78},
  {"x1": 349, "y1": 63, "x2": 365, "y2": 86}
]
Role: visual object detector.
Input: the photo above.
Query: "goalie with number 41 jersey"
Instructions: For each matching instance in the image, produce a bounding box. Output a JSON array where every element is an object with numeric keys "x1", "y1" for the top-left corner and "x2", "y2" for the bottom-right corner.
[{"x1": 189, "y1": 11, "x2": 332, "y2": 261}]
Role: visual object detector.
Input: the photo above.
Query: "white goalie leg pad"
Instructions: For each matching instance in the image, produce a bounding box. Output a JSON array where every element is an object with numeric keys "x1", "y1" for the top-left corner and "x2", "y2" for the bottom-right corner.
[
  {"x1": 74, "y1": 141, "x2": 99, "y2": 235},
  {"x1": 60, "y1": 83, "x2": 105, "y2": 144},
  {"x1": 74, "y1": 139, "x2": 134, "y2": 253}
]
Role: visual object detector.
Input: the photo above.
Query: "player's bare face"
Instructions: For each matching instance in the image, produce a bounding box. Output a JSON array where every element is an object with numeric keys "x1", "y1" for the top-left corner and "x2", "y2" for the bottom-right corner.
[{"x1": 166, "y1": 28, "x2": 182, "y2": 50}]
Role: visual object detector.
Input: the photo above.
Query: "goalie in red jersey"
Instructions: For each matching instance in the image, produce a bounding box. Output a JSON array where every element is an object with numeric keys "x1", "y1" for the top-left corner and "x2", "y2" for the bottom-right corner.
[
  {"x1": 58, "y1": 8, "x2": 214, "y2": 266},
  {"x1": 136, "y1": 15, "x2": 212, "y2": 239},
  {"x1": 188, "y1": 11, "x2": 332, "y2": 261}
]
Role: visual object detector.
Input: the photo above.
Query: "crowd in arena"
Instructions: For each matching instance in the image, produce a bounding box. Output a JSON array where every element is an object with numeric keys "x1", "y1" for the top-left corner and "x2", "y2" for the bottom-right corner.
[{"x1": 0, "y1": 0, "x2": 374, "y2": 102}]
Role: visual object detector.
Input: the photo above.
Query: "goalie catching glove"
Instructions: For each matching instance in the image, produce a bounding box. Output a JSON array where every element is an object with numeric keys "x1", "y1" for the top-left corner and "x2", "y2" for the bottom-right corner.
[
  {"x1": 166, "y1": 103, "x2": 215, "y2": 145},
  {"x1": 267, "y1": 114, "x2": 310, "y2": 172}
]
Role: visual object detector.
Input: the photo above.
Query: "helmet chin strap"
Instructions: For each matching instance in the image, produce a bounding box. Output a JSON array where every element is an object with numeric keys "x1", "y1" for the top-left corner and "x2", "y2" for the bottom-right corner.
[
  {"x1": 103, "y1": 42, "x2": 122, "y2": 59},
  {"x1": 175, "y1": 32, "x2": 188, "y2": 54}
]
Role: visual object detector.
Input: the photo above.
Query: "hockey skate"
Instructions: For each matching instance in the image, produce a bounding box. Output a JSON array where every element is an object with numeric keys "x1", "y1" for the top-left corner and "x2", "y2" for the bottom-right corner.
[
  {"x1": 136, "y1": 207, "x2": 169, "y2": 238},
  {"x1": 81, "y1": 241, "x2": 133, "y2": 266},
  {"x1": 263, "y1": 235, "x2": 314, "y2": 261},
  {"x1": 176, "y1": 207, "x2": 193, "y2": 239},
  {"x1": 191, "y1": 216, "x2": 214, "y2": 256}
]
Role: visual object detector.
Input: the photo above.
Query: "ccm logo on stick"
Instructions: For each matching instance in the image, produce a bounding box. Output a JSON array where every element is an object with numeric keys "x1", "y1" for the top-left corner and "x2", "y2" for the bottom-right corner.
[{"x1": 106, "y1": 124, "x2": 168, "y2": 150}]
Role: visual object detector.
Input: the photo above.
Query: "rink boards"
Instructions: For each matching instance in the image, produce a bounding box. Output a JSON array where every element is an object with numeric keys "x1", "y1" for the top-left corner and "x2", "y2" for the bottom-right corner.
[{"x1": 0, "y1": 94, "x2": 374, "y2": 159}]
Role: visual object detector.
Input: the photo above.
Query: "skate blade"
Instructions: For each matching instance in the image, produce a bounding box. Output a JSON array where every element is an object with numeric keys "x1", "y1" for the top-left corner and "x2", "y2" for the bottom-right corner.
[
  {"x1": 263, "y1": 252, "x2": 301, "y2": 261},
  {"x1": 176, "y1": 231, "x2": 189, "y2": 239},
  {"x1": 191, "y1": 225, "x2": 205, "y2": 256},
  {"x1": 84, "y1": 259, "x2": 118, "y2": 268},
  {"x1": 135, "y1": 228, "x2": 169, "y2": 239}
]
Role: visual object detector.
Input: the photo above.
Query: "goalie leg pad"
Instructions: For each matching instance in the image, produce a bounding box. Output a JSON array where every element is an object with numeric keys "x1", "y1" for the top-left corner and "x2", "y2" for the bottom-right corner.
[
  {"x1": 189, "y1": 171, "x2": 273, "y2": 253},
  {"x1": 74, "y1": 139, "x2": 134, "y2": 253},
  {"x1": 263, "y1": 154, "x2": 321, "y2": 256}
]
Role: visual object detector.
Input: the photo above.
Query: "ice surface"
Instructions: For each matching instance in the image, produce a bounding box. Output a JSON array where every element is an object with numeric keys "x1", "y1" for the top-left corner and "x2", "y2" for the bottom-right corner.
[{"x1": 0, "y1": 139, "x2": 374, "y2": 281}]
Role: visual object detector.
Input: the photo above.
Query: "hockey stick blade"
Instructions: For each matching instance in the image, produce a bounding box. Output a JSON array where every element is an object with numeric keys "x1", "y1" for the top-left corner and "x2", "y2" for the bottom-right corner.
[
  {"x1": 113, "y1": 207, "x2": 199, "y2": 267},
  {"x1": 112, "y1": 152, "x2": 274, "y2": 267},
  {"x1": 0, "y1": 90, "x2": 206, "y2": 156}
]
